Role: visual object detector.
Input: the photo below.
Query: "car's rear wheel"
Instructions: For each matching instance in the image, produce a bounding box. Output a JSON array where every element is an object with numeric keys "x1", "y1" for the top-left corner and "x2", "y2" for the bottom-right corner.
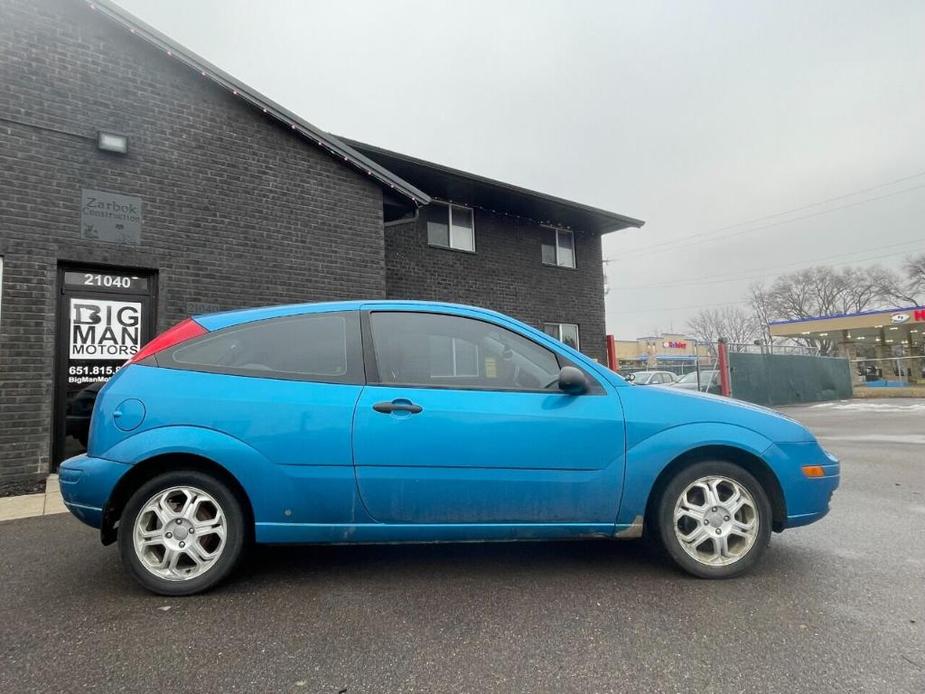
[
  {"x1": 656, "y1": 461, "x2": 772, "y2": 578},
  {"x1": 118, "y1": 470, "x2": 245, "y2": 596}
]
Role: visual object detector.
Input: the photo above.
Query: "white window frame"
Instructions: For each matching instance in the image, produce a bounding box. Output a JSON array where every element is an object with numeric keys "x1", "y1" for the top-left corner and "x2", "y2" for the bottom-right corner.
[
  {"x1": 541, "y1": 226, "x2": 576, "y2": 268},
  {"x1": 544, "y1": 322, "x2": 580, "y2": 350},
  {"x1": 428, "y1": 202, "x2": 476, "y2": 252},
  {"x1": 431, "y1": 336, "x2": 480, "y2": 378}
]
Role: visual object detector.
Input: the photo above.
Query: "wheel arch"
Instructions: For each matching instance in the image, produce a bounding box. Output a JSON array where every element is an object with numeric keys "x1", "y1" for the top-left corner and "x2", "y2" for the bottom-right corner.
[
  {"x1": 643, "y1": 444, "x2": 787, "y2": 534},
  {"x1": 100, "y1": 453, "x2": 255, "y2": 546}
]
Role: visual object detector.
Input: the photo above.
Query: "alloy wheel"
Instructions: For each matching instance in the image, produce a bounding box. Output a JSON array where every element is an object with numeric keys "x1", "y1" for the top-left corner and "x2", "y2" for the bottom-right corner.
[
  {"x1": 673, "y1": 475, "x2": 759, "y2": 567},
  {"x1": 132, "y1": 486, "x2": 227, "y2": 581}
]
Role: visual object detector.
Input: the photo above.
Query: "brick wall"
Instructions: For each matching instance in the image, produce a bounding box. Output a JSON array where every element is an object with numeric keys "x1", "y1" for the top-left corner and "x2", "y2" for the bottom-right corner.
[
  {"x1": 0, "y1": 0, "x2": 385, "y2": 483},
  {"x1": 384, "y1": 204, "x2": 608, "y2": 363}
]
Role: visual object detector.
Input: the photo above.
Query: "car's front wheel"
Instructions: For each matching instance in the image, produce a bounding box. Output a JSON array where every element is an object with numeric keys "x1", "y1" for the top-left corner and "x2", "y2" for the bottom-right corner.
[
  {"x1": 118, "y1": 470, "x2": 246, "y2": 595},
  {"x1": 656, "y1": 461, "x2": 772, "y2": 578}
]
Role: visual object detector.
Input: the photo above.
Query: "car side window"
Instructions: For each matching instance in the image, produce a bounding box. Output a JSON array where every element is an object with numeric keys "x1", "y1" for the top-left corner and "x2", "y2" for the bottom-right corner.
[
  {"x1": 160, "y1": 311, "x2": 364, "y2": 384},
  {"x1": 369, "y1": 312, "x2": 562, "y2": 391}
]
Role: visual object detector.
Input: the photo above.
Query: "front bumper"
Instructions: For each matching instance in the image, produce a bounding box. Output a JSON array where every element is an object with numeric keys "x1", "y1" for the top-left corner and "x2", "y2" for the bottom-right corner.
[
  {"x1": 766, "y1": 442, "x2": 840, "y2": 529},
  {"x1": 58, "y1": 454, "x2": 130, "y2": 529}
]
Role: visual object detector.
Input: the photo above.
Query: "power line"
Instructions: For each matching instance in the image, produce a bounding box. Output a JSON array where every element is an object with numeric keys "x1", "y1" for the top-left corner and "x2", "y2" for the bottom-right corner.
[
  {"x1": 607, "y1": 242, "x2": 924, "y2": 317},
  {"x1": 608, "y1": 238, "x2": 924, "y2": 291},
  {"x1": 609, "y1": 298, "x2": 751, "y2": 316},
  {"x1": 606, "y1": 243, "x2": 923, "y2": 316},
  {"x1": 627, "y1": 179, "x2": 925, "y2": 258},
  {"x1": 606, "y1": 170, "x2": 925, "y2": 319},
  {"x1": 699, "y1": 169, "x2": 925, "y2": 235}
]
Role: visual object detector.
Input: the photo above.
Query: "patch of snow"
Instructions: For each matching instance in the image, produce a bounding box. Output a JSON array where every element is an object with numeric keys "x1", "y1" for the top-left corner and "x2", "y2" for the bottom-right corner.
[{"x1": 810, "y1": 401, "x2": 925, "y2": 414}]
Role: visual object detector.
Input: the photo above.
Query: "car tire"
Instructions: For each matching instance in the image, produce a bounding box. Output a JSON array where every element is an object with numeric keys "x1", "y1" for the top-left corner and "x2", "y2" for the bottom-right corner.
[
  {"x1": 118, "y1": 470, "x2": 246, "y2": 596},
  {"x1": 656, "y1": 461, "x2": 772, "y2": 579}
]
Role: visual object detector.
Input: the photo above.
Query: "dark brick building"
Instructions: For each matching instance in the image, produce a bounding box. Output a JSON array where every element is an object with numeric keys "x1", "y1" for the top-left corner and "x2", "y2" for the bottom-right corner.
[
  {"x1": 346, "y1": 141, "x2": 643, "y2": 365},
  {"x1": 0, "y1": 0, "x2": 642, "y2": 485}
]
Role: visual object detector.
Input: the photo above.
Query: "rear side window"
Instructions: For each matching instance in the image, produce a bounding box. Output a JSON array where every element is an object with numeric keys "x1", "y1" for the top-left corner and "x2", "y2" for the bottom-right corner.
[{"x1": 159, "y1": 311, "x2": 364, "y2": 384}]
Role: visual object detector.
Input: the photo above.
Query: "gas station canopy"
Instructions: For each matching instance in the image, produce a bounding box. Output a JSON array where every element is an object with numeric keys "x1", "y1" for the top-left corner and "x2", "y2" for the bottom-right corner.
[{"x1": 769, "y1": 305, "x2": 925, "y2": 346}]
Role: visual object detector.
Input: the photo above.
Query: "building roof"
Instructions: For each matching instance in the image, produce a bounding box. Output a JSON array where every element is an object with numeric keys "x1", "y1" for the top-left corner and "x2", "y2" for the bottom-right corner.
[
  {"x1": 83, "y1": 0, "x2": 430, "y2": 205},
  {"x1": 342, "y1": 139, "x2": 645, "y2": 234}
]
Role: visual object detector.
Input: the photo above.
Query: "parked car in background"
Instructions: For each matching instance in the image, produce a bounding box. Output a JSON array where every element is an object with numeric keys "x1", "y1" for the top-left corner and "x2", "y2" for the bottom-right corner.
[
  {"x1": 626, "y1": 370, "x2": 677, "y2": 386},
  {"x1": 59, "y1": 301, "x2": 838, "y2": 595},
  {"x1": 673, "y1": 370, "x2": 721, "y2": 394}
]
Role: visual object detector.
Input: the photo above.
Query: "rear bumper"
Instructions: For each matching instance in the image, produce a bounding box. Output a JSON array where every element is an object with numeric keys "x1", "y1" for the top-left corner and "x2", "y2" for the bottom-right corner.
[{"x1": 58, "y1": 454, "x2": 130, "y2": 529}]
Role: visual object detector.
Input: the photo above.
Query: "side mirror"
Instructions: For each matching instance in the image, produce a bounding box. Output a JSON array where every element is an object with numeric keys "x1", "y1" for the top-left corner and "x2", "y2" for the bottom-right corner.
[
  {"x1": 625, "y1": 373, "x2": 636, "y2": 382},
  {"x1": 558, "y1": 365, "x2": 588, "y2": 395}
]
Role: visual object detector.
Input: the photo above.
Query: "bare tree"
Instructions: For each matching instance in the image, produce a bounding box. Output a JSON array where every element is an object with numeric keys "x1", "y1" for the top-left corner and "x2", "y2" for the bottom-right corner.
[
  {"x1": 751, "y1": 264, "x2": 904, "y2": 354},
  {"x1": 686, "y1": 306, "x2": 759, "y2": 352},
  {"x1": 902, "y1": 253, "x2": 925, "y2": 302},
  {"x1": 748, "y1": 283, "x2": 774, "y2": 344}
]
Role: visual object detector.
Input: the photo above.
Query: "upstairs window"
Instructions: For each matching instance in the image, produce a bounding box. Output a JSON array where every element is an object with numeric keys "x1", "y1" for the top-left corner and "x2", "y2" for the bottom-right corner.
[
  {"x1": 541, "y1": 227, "x2": 575, "y2": 268},
  {"x1": 544, "y1": 322, "x2": 580, "y2": 350},
  {"x1": 427, "y1": 203, "x2": 475, "y2": 252}
]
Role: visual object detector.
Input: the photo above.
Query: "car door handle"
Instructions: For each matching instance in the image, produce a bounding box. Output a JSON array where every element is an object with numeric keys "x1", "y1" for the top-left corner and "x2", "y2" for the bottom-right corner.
[{"x1": 372, "y1": 400, "x2": 423, "y2": 414}]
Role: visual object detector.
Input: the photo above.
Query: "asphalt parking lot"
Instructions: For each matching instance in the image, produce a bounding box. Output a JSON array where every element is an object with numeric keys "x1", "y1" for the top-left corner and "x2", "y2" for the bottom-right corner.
[{"x1": 1, "y1": 399, "x2": 923, "y2": 693}]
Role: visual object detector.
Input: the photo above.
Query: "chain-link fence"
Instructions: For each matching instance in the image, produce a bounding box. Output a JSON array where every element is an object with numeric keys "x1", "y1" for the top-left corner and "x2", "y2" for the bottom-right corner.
[{"x1": 724, "y1": 343, "x2": 821, "y2": 357}]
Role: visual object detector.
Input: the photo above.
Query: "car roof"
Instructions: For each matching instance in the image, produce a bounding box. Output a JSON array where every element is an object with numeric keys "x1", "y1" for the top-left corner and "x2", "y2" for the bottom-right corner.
[{"x1": 194, "y1": 299, "x2": 519, "y2": 332}]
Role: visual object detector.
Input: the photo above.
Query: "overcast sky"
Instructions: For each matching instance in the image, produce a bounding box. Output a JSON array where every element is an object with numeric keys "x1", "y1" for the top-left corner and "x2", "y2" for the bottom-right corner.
[{"x1": 115, "y1": 0, "x2": 925, "y2": 337}]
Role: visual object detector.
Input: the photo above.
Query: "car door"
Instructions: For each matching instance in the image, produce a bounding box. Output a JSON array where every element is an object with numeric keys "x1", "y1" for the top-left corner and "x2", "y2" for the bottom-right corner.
[{"x1": 352, "y1": 308, "x2": 626, "y2": 525}]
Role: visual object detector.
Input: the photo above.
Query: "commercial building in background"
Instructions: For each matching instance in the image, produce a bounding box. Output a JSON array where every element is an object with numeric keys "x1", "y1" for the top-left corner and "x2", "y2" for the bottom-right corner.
[
  {"x1": 0, "y1": 0, "x2": 643, "y2": 484},
  {"x1": 612, "y1": 334, "x2": 711, "y2": 372},
  {"x1": 770, "y1": 306, "x2": 925, "y2": 386}
]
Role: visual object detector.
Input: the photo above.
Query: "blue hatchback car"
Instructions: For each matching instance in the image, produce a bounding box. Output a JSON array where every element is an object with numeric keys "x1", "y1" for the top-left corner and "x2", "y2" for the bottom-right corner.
[{"x1": 60, "y1": 301, "x2": 839, "y2": 595}]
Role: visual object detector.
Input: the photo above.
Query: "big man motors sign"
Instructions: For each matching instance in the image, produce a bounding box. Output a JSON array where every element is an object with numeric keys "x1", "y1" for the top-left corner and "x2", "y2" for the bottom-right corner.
[{"x1": 69, "y1": 298, "x2": 142, "y2": 360}]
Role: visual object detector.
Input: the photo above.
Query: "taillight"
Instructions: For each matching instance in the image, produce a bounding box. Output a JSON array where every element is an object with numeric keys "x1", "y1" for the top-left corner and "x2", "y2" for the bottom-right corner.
[{"x1": 126, "y1": 318, "x2": 207, "y2": 365}]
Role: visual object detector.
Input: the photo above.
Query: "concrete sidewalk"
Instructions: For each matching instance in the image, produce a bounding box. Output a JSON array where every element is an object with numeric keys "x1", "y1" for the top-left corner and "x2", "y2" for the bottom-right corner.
[{"x1": 0, "y1": 475, "x2": 68, "y2": 522}]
